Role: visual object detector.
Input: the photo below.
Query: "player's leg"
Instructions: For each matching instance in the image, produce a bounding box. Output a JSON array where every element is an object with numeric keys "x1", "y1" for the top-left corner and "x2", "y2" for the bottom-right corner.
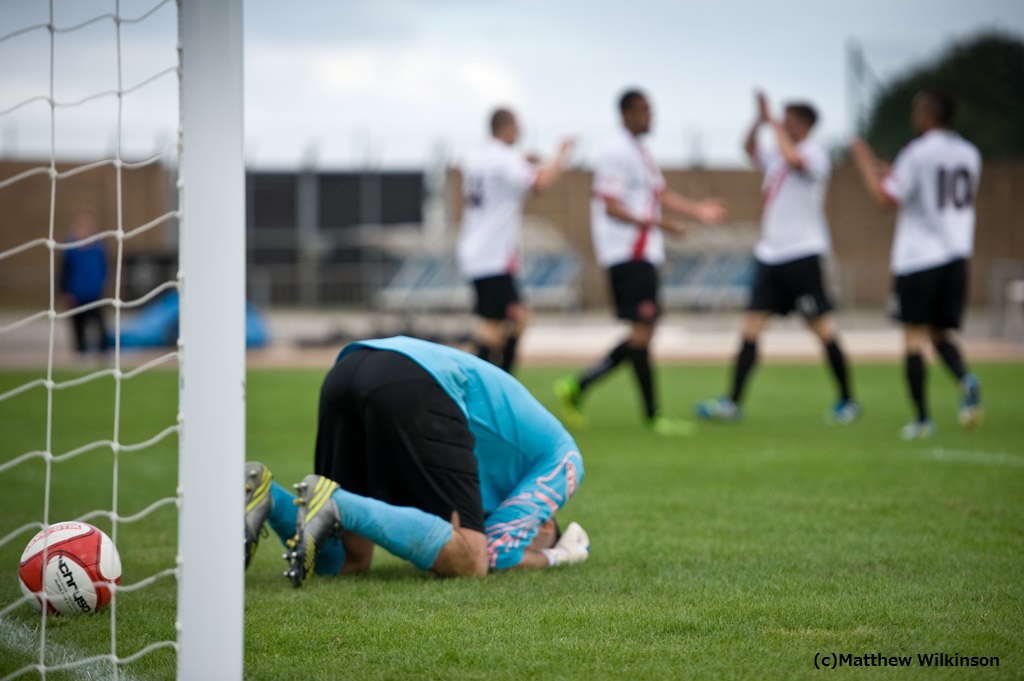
[
  {"x1": 574, "y1": 338, "x2": 629, "y2": 393},
  {"x1": 286, "y1": 349, "x2": 380, "y2": 576},
  {"x1": 70, "y1": 310, "x2": 88, "y2": 354},
  {"x1": 892, "y1": 268, "x2": 936, "y2": 439},
  {"x1": 698, "y1": 259, "x2": 777, "y2": 421},
  {"x1": 242, "y1": 356, "x2": 384, "y2": 573},
  {"x1": 246, "y1": 352, "x2": 376, "y2": 576},
  {"x1": 475, "y1": 318, "x2": 505, "y2": 364},
  {"x1": 808, "y1": 314, "x2": 860, "y2": 423},
  {"x1": 243, "y1": 460, "x2": 273, "y2": 568},
  {"x1": 569, "y1": 263, "x2": 648, "y2": 402},
  {"x1": 500, "y1": 291, "x2": 529, "y2": 374},
  {"x1": 243, "y1": 462, "x2": 348, "y2": 575},
  {"x1": 587, "y1": 262, "x2": 649, "y2": 396},
  {"x1": 555, "y1": 264, "x2": 633, "y2": 426},
  {"x1": 471, "y1": 275, "x2": 518, "y2": 368},
  {"x1": 94, "y1": 306, "x2": 110, "y2": 355},
  {"x1": 554, "y1": 336, "x2": 627, "y2": 429},
  {"x1": 627, "y1": 317, "x2": 657, "y2": 420},
  {"x1": 471, "y1": 276, "x2": 500, "y2": 363},
  {"x1": 81, "y1": 307, "x2": 99, "y2": 353},
  {"x1": 928, "y1": 259, "x2": 980, "y2": 428},
  {"x1": 303, "y1": 487, "x2": 485, "y2": 578},
  {"x1": 338, "y1": 532, "x2": 374, "y2": 574},
  {"x1": 785, "y1": 255, "x2": 859, "y2": 421},
  {"x1": 733, "y1": 312, "x2": 769, "y2": 403},
  {"x1": 734, "y1": 310, "x2": 769, "y2": 406},
  {"x1": 289, "y1": 349, "x2": 486, "y2": 584},
  {"x1": 359, "y1": 353, "x2": 485, "y2": 575},
  {"x1": 696, "y1": 312, "x2": 766, "y2": 422},
  {"x1": 619, "y1": 264, "x2": 690, "y2": 435},
  {"x1": 600, "y1": 261, "x2": 670, "y2": 429},
  {"x1": 931, "y1": 327, "x2": 981, "y2": 428},
  {"x1": 930, "y1": 328, "x2": 966, "y2": 380},
  {"x1": 431, "y1": 511, "x2": 488, "y2": 577},
  {"x1": 901, "y1": 324, "x2": 934, "y2": 438}
]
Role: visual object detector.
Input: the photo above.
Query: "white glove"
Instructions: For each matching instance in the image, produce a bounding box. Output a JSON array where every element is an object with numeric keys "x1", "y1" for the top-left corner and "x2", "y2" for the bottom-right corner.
[{"x1": 541, "y1": 521, "x2": 590, "y2": 566}]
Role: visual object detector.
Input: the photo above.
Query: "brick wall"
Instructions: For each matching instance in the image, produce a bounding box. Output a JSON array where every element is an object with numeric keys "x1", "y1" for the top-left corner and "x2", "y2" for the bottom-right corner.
[{"x1": 0, "y1": 160, "x2": 172, "y2": 307}]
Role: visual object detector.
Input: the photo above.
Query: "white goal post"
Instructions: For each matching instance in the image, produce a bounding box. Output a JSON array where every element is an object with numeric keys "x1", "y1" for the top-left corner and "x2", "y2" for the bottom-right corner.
[
  {"x1": 0, "y1": 1, "x2": 245, "y2": 677},
  {"x1": 177, "y1": 1, "x2": 245, "y2": 679}
]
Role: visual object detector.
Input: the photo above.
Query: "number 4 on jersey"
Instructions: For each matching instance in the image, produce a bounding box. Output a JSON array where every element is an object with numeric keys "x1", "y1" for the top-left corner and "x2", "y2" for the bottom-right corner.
[{"x1": 466, "y1": 176, "x2": 484, "y2": 208}]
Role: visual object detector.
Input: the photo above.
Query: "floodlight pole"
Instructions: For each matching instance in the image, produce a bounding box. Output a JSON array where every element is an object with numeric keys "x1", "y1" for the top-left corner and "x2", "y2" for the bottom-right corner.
[{"x1": 178, "y1": 1, "x2": 245, "y2": 680}]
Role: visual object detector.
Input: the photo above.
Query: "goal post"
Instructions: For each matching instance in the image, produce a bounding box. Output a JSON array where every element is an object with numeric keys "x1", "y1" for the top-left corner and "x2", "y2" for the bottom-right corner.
[{"x1": 177, "y1": 1, "x2": 245, "y2": 679}]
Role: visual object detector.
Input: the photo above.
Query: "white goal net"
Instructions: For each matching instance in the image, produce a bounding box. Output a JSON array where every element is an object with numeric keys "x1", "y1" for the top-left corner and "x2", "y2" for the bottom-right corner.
[{"x1": 0, "y1": 1, "x2": 244, "y2": 679}]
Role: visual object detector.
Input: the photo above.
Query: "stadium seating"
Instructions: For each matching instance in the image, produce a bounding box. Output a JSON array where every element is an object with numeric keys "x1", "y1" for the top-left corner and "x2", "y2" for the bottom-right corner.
[
  {"x1": 376, "y1": 252, "x2": 582, "y2": 313},
  {"x1": 661, "y1": 253, "x2": 755, "y2": 310}
]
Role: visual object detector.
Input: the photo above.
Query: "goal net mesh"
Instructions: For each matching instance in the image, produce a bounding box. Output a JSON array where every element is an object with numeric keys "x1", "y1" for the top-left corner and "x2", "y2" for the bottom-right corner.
[{"x1": 0, "y1": 1, "x2": 240, "y2": 678}]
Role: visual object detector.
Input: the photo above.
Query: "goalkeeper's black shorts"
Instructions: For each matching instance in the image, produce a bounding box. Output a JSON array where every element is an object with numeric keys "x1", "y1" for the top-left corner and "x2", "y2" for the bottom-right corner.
[{"x1": 313, "y1": 347, "x2": 485, "y2": 534}]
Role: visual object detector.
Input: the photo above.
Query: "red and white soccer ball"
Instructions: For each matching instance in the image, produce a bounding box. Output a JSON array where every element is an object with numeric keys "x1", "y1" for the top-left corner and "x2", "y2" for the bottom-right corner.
[{"x1": 18, "y1": 521, "x2": 122, "y2": 616}]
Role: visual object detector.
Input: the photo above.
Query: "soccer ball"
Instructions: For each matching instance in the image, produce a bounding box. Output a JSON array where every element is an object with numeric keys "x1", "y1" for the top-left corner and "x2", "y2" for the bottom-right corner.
[{"x1": 18, "y1": 521, "x2": 122, "y2": 616}]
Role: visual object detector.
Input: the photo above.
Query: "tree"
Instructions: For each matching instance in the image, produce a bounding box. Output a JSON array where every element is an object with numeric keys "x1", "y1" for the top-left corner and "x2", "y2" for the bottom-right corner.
[{"x1": 863, "y1": 33, "x2": 1024, "y2": 159}]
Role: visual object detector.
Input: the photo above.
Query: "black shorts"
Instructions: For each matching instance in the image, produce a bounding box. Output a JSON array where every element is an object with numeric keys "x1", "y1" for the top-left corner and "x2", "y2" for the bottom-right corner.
[
  {"x1": 472, "y1": 274, "x2": 521, "y2": 321},
  {"x1": 313, "y1": 347, "x2": 484, "y2": 533},
  {"x1": 748, "y1": 255, "x2": 833, "y2": 319},
  {"x1": 609, "y1": 260, "x2": 660, "y2": 322},
  {"x1": 891, "y1": 258, "x2": 968, "y2": 329}
]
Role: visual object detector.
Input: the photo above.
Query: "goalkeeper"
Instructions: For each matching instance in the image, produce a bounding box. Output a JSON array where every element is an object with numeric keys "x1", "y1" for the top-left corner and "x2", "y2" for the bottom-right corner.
[{"x1": 244, "y1": 336, "x2": 589, "y2": 585}]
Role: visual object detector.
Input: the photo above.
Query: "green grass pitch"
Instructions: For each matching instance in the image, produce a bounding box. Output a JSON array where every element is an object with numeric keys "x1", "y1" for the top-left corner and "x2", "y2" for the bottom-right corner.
[{"x1": 0, "y1": 361, "x2": 1021, "y2": 680}]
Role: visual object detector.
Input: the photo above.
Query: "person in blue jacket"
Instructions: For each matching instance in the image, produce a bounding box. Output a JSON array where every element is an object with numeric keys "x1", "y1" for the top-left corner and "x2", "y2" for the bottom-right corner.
[
  {"x1": 60, "y1": 211, "x2": 109, "y2": 357},
  {"x1": 244, "y1": 337, "x2": 590, "y2": 585}
]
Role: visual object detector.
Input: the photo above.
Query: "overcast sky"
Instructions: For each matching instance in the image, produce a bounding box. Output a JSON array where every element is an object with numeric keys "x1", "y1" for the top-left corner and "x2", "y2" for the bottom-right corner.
[{"x1": 2, "y1": 0, "x2": 1023, "y2": 169}]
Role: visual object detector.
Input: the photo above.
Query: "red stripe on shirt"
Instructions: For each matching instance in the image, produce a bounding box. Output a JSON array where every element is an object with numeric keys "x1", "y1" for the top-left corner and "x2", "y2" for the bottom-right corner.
[
  {"x1": 633, "y1": 140, "x2": 660, "y2": 261},
  {"x1": 762, "y1": 166, "x2": 789, "y2": 208},
  {"x1": 631, "y1": 224, "x2": 650, "y2": 261},
  {"x1": 506, "y1": 250, "x2": 520, "y2": 275},
  {"x1": 878, "y1": 174, "x2": 900, "y2": 206}
]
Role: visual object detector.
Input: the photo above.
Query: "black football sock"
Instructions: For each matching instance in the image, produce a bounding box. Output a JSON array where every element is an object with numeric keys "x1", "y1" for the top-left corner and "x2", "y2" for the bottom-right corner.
[
  {"x1": 905, "y1": 352, "x2": 928, "y2": 422},
  {"x1": 579, "y1": 341, "x2": 629, "y2": 392},
  {"x1": 730, "y1": 340, "x2": 758, "y2": 404},
  {"x1": 500, "y1": 335, "x2": 520, "y2": 374},
  {"x1": 933, "y1": 339, "x2": 967, "y2": 381},
  {"x1": 474, "y1": 340, "x2": 495, "y2": 365},
  {"x1": 824, "y1": 339, "x2": 852, "y2": 401},
  {"x1": 627, "y1": 345, "x2": 657, "y2": 420}
]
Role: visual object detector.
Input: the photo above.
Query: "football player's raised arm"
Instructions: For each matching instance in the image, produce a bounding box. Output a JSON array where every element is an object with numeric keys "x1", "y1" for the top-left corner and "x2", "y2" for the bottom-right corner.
[
  {"x1": 533, "y1": 137, "x2": 576, "y2": 191},
  {"x1": 744, "y1": 90, "x2": 769, "y2": 165},
  {"x1": 849, "y1": 138, "x2": 896, "y2": 209},
  {"x1": 769, "y1": 118, "x2": 807, "y2": 172}
]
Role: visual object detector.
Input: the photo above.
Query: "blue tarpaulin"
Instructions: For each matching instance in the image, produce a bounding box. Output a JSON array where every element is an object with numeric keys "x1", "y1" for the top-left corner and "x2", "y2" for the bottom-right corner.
[{"x1": 113, "y1": 290, "x2": 270, "y2": 349}]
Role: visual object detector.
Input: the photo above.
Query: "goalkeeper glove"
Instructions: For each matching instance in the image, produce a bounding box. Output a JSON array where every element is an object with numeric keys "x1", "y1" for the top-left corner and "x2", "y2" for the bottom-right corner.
[{"x1": 541, "y1": 521, "x2": 589, "y2": 566}]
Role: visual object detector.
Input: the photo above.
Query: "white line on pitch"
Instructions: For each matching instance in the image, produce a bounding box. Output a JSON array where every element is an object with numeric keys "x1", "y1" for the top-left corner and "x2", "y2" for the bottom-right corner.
[
  {"x1": 0, "y1": 617, "x2": 144, "y2": 681},
  {"x1": 923, "y1": 449, "x2": 1024, "y2": 467}
]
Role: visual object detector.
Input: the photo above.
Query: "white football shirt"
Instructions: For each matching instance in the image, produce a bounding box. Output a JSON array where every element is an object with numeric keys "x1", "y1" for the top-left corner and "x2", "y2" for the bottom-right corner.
[
  {"x1": 754, "y1": 139, "x2": 832, "y2": 264},
  {"x1": 881, "y1": 129, "x2": 981, "y2": 275},
  {"x1": 457, "y1": 138, "x2": 538, "y2": 280},
  {"x1": 590, "y1": 126, "x2": 666, "y2": 267}
]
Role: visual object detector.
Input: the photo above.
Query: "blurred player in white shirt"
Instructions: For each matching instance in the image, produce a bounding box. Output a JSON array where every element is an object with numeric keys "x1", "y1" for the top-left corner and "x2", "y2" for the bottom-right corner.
[
  {"x1": 851, "y1": 90, "x2": 982, "y2": 439},
  {"x1": 555, "y1": 89, "x2": 725, "y2": 436},
  {"x1": 697, "y1": 91, "x2": 860, "y2": 424},
  {"x1": 458, "y1": 108, "x2": 574, "y2": 373}
]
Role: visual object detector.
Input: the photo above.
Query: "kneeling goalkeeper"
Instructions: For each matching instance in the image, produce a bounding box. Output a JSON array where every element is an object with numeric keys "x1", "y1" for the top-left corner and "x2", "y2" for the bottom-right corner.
[{"x1": 244, "y1": 336, "x2": 589, "y2": 584}]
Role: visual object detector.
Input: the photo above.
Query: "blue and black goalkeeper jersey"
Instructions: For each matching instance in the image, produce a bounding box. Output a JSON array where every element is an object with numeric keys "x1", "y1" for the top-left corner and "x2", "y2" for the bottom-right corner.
[{"x1": 337, "y1": 336, "x2": 584, "y2": 569}]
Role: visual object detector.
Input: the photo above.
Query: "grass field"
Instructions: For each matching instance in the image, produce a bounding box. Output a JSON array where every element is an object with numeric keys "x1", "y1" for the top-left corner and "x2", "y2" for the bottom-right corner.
[{"x1": 1, "y1": 360, "x2": 1022, "y2": 680}]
